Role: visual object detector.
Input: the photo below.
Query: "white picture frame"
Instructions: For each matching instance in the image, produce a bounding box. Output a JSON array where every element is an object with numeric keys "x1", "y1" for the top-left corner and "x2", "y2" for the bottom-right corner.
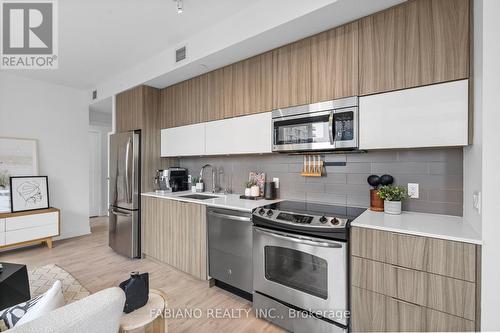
[{"x1": 10, "y1": 176, "x2": 49, "y2": 213}]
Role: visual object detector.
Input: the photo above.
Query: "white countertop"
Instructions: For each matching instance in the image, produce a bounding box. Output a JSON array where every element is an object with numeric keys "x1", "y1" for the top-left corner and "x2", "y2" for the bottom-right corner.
[
  {"x1": 141, "y1": 191, "x2": 281, "y2": 213},
  {"x1": 351, "y1": 209, "x2": 482, "y2": 245}
]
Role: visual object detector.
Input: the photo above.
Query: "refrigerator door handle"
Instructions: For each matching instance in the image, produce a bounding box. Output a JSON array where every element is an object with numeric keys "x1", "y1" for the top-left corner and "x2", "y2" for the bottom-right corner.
[
  {"x1": 110, "y1": 208, "x2": 133, "y2": 217},
  {"x1": 125, "y1": 137, "x2": 132, "y2": 203}
]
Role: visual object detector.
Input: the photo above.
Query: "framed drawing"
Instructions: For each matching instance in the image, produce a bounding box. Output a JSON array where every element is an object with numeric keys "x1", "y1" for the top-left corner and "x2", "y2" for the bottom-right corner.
[{"x1": 10, "y1": 176, "x2": 49, "y2": 212}]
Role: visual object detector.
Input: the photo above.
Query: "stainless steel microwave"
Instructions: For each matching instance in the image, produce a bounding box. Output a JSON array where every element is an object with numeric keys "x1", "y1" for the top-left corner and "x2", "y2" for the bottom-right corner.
[{"x1": 271, "y1": 97, "x2": 358, "y2": 152}]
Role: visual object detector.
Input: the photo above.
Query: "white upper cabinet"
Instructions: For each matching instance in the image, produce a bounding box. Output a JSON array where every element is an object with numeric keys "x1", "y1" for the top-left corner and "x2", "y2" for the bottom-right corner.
[
  {"x1": 205, "y1": 112, "x2": 272, "y2": 155},
  {"x1": 161, "y1": 123, "x2": 206, "y2": 157},
  {"x1": 359, "y1": 80, "x2": 468, "y2": 150},
  {"x1": 160, "y1": 112, "x2": 272, "y2": 157}
]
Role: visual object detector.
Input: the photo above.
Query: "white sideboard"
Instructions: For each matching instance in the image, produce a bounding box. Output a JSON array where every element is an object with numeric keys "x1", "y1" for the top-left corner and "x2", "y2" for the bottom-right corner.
[{"x1": 0, "y1": 208, "x2": 60, "y2": 250}]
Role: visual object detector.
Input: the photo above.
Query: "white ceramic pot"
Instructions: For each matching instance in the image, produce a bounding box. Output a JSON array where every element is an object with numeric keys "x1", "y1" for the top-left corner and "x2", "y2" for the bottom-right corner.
[
  {"x1": 244, "y1": 188, "x2": 252, "y2": 196},
  {"x1": 195, "y1": 182, "x2": 204, "y2": 193},
  {"x1": 384, "y1": 200, "x2": 402, "y2": 215},
  {"x1": 250, "y1": 185, "x2": 260, "y2": 197},
  {"x1": 191, "y1": 185, "x2": 197, "y2": 193}
]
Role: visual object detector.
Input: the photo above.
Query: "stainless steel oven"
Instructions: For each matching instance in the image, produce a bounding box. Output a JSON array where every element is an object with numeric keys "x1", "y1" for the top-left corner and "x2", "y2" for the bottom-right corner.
[
  {"x1": 253, "y1": 227, "x2": 348, "y2": 327},
  {"x1": 272, "y1": 97, "x2": 358, "y2": 152}
]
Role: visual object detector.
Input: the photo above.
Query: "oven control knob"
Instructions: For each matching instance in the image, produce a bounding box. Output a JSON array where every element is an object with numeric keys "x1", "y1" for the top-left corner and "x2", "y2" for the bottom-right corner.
[
  {"x1": 258, "y1": 208, "x2": 266, "y2": 215},
  {"x1": 319, "y1": 216, "x2": 328, "y2": 224},
  {"x1": 331, "y1": 218, "x2": 340, "y2": 225},
  {"x1": 267, "y1": 209, "x2": 274, "y2": 216}
]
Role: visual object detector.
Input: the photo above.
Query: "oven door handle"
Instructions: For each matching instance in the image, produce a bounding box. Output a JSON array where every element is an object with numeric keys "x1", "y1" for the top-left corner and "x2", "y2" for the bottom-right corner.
[
  {"x1": 254, "y1": 227, "x2": 343, "y2": 248},
  {"x1": 328, "y1": 111, "x2": 335, "y2": 146}
]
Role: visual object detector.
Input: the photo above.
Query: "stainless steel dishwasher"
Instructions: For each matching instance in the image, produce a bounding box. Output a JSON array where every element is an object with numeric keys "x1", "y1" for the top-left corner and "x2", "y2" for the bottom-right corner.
[{"x1": 207, "y1": 207, "x2": 253, "y2": 295}]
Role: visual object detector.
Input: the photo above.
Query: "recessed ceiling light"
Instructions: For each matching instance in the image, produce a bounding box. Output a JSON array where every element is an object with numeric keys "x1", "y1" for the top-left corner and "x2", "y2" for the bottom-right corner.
[{"x1": 173, "y1": 0, "x2": 183, "y2": 14}]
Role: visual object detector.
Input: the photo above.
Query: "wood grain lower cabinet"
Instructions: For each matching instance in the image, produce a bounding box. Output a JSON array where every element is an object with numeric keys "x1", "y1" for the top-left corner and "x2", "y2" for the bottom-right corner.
[
  {"x1": 351, "y1": 257, "x2": 475, "y2": 320},
  {"x1": 351, "y1": 287, "x2": 475, "y2": 332},
  {"x1": 141, "y1": 196, "x2": 207, "y2": 280},
  {"x1": 350, "y1": 226, "x2": 479, "y2": 332},
  {"x1": 350, "y1": 227, "x2": 476, "y2": 281}
]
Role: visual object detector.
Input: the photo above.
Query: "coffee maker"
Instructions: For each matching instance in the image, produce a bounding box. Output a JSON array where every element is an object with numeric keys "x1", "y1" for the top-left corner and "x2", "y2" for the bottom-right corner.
[{"x1": 154, "y1": 168, "x2": 188, "y2": 192}]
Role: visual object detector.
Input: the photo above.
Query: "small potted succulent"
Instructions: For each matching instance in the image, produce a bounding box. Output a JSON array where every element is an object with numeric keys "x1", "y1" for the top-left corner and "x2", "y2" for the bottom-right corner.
[
  {"x1": 195, "y1": 178, "x2": 204, "y2": 193},
  {"x1": 244, "y1": 180, "x2": 255, "y2": 197},
  {"x1": 191, "y1": 177, "x2": 199, "y2": 193},
  {"x1": 377, "y1": 185, "x2": 409, "y2": 215}
]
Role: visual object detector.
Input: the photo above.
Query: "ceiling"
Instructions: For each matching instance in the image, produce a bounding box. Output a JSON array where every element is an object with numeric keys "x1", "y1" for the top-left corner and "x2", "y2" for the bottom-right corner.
[
  {"x1": 9, "y1": 0, "x2": 254, "y2": 89},
  {"x1": 7, "y1": 0, "x2": 405, "y2": 95}
]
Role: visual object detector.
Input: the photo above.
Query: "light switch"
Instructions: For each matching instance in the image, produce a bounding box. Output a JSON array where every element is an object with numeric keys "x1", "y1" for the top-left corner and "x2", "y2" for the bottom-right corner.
[
  {"x1": 273, "y1": 177, "x2": 279, "y2": 189},
  {"x1": 408, "y1": 183, "x2": 419, "y2": 199}
]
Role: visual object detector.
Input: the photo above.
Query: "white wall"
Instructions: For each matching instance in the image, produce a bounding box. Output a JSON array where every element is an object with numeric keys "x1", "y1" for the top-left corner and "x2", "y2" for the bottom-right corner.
[
  {"x1": 0, "y1": 73, "x2": 90, "y2": 239},
  {"x1": 464, "y1": 0, "x2": 483, "y2": 235},
  {"x1": 478, "y1": 0, "x2": 500, "y2": 330}
]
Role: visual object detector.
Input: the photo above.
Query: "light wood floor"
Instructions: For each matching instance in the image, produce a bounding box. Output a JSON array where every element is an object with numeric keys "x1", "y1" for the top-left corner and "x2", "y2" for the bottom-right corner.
[{"x1": 0, "y1": 217, "x2": 284, "y2": 333}]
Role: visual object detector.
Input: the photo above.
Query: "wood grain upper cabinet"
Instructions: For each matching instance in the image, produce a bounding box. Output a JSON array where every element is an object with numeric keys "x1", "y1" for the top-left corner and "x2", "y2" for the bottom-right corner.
[
  {"x1": 405, "y1": 0, "x2": 469, "y2": 87},
  {"x1": 116, "y1": 86, "x2": 144, "y2": 132},
  {"x1": 359, "y1": 4, "x2": 406, "y2": 95},
  {"x1": 311, "y1": 21, "x2": 359, "y2": 101},
  {"x1": 231, "y1": 52, "x2": 273, "y2": 117},
  {"x1": 206, "y1": 68, "x2": 225, "y2": 121},
  {"x1": 159, "y1": 85, "x2": 174, "y2": 129},
  {"x1": 359, "y1": 0, "x2": 469, "y2": 95},
  {"x1": 272, "y1": 38, "x2": 311, "y2": 109}
]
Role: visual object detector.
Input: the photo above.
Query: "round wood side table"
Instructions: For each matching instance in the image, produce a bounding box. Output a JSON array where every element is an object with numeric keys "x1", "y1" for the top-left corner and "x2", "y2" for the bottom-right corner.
[{"x1": 119, "y1": 289, "x2": 168, "y2": 333}]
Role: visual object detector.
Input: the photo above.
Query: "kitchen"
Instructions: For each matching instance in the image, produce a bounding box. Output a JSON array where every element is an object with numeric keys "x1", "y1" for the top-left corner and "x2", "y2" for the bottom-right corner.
[{"x1": 108, "y1": 0, "x2": 481, "y2": 331}]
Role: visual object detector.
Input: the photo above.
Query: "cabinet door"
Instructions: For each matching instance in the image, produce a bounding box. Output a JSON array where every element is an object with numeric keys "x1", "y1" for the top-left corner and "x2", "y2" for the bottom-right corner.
[
  {"x1": 159, "y1": 85, "x2": 174, "y2": 129},
  {"x1": 141, "y1": 197, "x2": 207, "y2": 280},
  {"x1": 311, "y1": 21, "x2": 359, "y2": 101},
  {"x1": 160, "y1": 123, "x2": 205, "y2": 157},
  {"x1": 205, "y1": 112, "x2": 272, "y2": 155},
  {"x1": 272, "y1": 38, "x2": 311, "y2": 109},
  {"x1": 359, "y1": 80, "x2": 468, "y2": 149},
  {"x1": 352, "y1": 286, "x2": 423, "y2": 332},
  {"x1": 232, "y1": 52, "x2": 273, "y2": 117},
  {"x1": 405, "y1": 0, "x2": 469, "y2": 87},
  {"x1": 206, "y1": 68, "x2": 225, "y2": 121},
  {"x1": 116, "y1": 86, "x2": 144, "y2": 132},
  {"x1": 359, "y1": 4, "x2": 406, "y2": 95}
]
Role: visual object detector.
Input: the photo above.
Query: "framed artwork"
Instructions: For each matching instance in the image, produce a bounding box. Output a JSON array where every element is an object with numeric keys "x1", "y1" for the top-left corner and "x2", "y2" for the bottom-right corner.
[
  {"x1": 10, "y1": 176, "x2": 49, "y2": 213},
  {"x1": 249, "y1": 171, "x2": 266, "y2": 196}
]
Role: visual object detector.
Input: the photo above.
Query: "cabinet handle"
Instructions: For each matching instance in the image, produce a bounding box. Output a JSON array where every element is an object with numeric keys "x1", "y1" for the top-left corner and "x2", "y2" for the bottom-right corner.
[{"x1": 390, "y1": 297, "x2": 420, "y2": 308}]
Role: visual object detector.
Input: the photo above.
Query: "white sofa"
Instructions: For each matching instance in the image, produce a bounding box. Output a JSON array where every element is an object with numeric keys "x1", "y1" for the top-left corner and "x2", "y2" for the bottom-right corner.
[{"x1": 9, "y1": 287, "x2": 125, "y2": 333}]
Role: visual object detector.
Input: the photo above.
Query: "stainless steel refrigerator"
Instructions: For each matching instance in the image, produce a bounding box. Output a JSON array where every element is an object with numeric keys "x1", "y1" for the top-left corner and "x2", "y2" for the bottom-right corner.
[{"x1": 109, "y1": 130, "x2": 140, "y2": 258}]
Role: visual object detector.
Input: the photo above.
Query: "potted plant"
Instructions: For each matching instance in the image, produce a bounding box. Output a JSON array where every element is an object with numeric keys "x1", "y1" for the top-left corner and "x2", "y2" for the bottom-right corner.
[
  {"x1": 195, "y1": 178, "x2": 204, "y2": 193},
  {"x1": 244, "y1": 181, "x2": 255, "y2": 197},
  {"x1": 191, "y1": 177, "x2": 199, "y2": 193},
  {"x1": 377, "y1": 185, "x2": 408, "y2": 215}
]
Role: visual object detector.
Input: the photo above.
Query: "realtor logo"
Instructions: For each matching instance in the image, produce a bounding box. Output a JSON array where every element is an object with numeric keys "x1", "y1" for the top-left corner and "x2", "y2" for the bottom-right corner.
[{"x1": 1, "y1": 0, "x2": 58, "y2": 69}]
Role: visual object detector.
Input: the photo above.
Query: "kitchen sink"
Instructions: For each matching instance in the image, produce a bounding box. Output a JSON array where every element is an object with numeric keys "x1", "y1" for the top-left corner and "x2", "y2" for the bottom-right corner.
[{"x1": 178, "y1": 194, "x2": 219, "y2": 200}]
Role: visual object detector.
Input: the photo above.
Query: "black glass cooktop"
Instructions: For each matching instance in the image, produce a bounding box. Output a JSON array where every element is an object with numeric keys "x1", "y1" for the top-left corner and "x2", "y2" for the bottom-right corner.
[{"x1": 259, "y1": 200, "x2": 366, "y2": 221}]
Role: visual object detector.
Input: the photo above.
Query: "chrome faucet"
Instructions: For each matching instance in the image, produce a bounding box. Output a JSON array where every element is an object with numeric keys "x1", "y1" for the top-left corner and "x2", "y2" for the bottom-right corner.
[{"x1": 200, "y1": 164, "x2": 218, "y2": 193}]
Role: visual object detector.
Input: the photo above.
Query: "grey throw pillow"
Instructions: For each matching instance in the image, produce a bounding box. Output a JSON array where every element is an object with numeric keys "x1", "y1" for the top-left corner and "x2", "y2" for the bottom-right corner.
[{"x1": 0, "y1": 294, "x2": 44, "y2": 331}]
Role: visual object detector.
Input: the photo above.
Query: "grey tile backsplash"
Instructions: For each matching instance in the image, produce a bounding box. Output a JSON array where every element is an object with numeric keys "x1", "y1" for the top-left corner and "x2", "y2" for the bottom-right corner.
[{"x1": 173, "y1": 148, "x2": 463, "y2": 216}]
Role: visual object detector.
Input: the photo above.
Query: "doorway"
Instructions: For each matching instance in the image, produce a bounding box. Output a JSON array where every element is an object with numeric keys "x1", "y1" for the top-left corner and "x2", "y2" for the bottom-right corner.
[
  {"x1": 89, "y1": 130, "x2": 101, "y2": 217},
  {"x1": 89, "y1": 97, "x2": 112, "y2": 218}
]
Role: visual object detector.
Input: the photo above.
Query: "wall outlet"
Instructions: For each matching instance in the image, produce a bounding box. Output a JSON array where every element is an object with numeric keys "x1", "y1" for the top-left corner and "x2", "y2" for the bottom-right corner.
[
  {"x1": 408, "y1": 183, "x2": 419, "y2": 199},
  {"x1": 273, "y1": 177, "x2": 280, "y2": 189}
]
